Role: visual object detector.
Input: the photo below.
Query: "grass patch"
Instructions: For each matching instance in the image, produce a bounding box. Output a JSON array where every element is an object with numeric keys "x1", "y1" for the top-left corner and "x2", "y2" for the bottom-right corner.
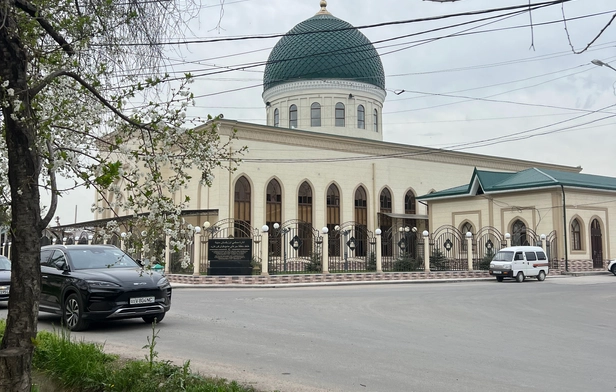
[{"x1": 0, "y1": 321, "x2": 263, "y2": 392}]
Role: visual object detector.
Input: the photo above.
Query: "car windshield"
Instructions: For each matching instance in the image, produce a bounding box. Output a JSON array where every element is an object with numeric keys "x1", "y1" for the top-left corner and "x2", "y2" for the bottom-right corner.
[
  {"x1": 492, "y1": 251, "x2": 514, "y2": 262},
  {"x1": 0, "y1": 257, "x2": 10, "y2": 270},
  {"x1": 67, "y1": 248, "x2": 140, "y2": 270}
]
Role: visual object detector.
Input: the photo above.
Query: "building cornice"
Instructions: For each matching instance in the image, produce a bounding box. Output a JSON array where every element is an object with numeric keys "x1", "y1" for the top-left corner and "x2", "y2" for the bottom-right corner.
[
  {"x1": 203, "y1": 119, "x2": 582, "y2": 174},
  {"x1": 262, "y1": 79, "x2": 387, "y2": 103}
]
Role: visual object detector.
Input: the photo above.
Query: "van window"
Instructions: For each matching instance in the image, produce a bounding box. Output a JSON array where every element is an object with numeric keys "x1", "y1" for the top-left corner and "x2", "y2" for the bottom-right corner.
[
  {"x1": 537, "y1": 251, "x2": 547, "y2": 260},
  {"x1": 514, "y1": 252, "x2": 524, "y2": 260},
  {"x1": 492, "y1": 251, "x2": 513, "y2": 261},
  {"x1": 525, "y1": 252, "x2": 537, "y2": 261}
]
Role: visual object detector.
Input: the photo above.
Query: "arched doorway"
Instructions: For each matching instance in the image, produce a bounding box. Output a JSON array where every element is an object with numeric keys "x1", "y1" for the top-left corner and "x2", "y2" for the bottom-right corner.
[{"x1": 591, "y1": 219, "x2": 603, "y2": 268}]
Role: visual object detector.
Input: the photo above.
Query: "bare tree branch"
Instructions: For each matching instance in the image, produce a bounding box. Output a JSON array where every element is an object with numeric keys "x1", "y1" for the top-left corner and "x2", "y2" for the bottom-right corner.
[
  {"x1": 12, "y1": 0, "x2": 75, "y2": 56},
  {"x1": 40, "y1": 139, "x2": 58, "y2": 229},
  {"x1": 562, "y1": 4, "x2": 616, "y2": 54},
  {"x1": 29, "y1": 69, "x2": 149, "y2": 130}
]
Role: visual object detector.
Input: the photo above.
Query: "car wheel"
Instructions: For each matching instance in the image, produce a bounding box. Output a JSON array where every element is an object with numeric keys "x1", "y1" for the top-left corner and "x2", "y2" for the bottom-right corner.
[
  {"x1": 515, "y1": 272, "x2": 525, "y2": 283},
  {"x1": 63, "y1": 293, "x2": 90, "y2": 331},
  {"x1": 611, "y1": 264, "x2": 616, "y2": 276},
  {"x1": 143, "y1": 313, "x2": 165, "y2": 324},
  {"x1": 537, "y1": 270, "x2": 546, "y2": 281},
  {"x1": 496, "y1": 276, "x2": 504, "y2": 282}
]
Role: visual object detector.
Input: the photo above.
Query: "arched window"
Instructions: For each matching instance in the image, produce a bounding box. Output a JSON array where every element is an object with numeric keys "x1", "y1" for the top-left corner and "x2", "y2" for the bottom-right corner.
[
  {"x1": 357, "y1": 105, "x2": 365, "y2": 129},
  {"x1": 266, "y1": 179, "x2": 282, "y2": 229},
  {"x1": 404, "y1": 190, "x2": 416, "y2": 215},
  {"x1": 311, "y1": 102, "x2": 321, "y2": 127},
  {"x1": 327, "y1": 184, "x2": 340, "y2": 230},
  {"x1": 461, "y1": 222, "x2": 474, "y2": 251},
  {"x1": 591, "y1": 219, "x2": 603, "y2": 267},
  {"x1": 335, "y1": 102, "x2": 345, "y2": 127},
  {"x1": 234, "y1": 176, "x2": 251, "y2": 237},
  {"x1": 379, "y1": 188, "x2": 392, "y2": 237},
  {"x1": 373, "y1": 109, "x2": 378, "y2": 132},
  {"x1": 327, "y1": 184, "x2": 340, "y2": 257},
  {"x1": 273, "y1": 108, "x2": 279, "y2": 127},
  {"x1": 298, "y1": 182, "x2": 313, "y2": 224},
  {"x1": 298, "y1": 182, "x2": 313, "y2": 257},
  {"x1": 289, "y1": 104, "x2": 297, "y2": 128},
  {"x1": 355, "y1": 186, "x2": 367, "y2": 226},
  {"x1": 355, "y1": 186, "x2": 368, "y2": 257},
  {"x1": 571, "y1": 218, "x2": 581, "y2": 250},
  {"x1": 512, "y1": 219, "x2": 528, "y2": 246},
  {"x1": 461, "y1": 222, "x2": 474, "y2": 235}
]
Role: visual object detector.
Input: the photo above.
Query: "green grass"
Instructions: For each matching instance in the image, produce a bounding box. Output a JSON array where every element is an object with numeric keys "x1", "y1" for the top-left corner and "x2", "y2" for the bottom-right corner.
[{"x1": 0, "y1": 320, "x2": 264, "y2": 392}]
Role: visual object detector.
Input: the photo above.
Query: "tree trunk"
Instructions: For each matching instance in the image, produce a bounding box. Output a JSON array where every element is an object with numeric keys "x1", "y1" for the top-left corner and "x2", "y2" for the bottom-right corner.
[{"x1": 0, "y1": 7, "x2": 44, "y2": 392}]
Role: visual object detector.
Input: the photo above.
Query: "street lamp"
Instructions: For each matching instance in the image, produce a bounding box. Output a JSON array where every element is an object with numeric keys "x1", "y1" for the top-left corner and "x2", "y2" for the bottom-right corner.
[
  {"x1": 336, "y1": 226, "x2": 353, "y2": 271},
  {"x1": 274, "y1": 223, "x2": 291, "y2": 271},
  {"x1": 592, "y1": 59, "x2": 616, "y2": 73}
]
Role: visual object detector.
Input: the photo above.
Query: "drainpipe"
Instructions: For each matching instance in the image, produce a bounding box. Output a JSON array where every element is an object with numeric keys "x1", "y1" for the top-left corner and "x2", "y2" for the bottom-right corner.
[{"x1": 561, "y1": 185, "x2": 568, "y2": 272}]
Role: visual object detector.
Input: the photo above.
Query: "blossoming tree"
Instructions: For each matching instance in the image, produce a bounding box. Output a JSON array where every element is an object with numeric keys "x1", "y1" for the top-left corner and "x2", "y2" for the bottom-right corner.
[{"x1": 0, "y1": 0, "x2": 239, "y2": 389}]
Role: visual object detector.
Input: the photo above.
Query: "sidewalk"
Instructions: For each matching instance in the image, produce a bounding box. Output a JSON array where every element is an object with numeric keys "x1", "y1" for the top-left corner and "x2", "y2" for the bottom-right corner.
[{"x1": 167, "y1": 269, "x2": 611, "y2": 289}]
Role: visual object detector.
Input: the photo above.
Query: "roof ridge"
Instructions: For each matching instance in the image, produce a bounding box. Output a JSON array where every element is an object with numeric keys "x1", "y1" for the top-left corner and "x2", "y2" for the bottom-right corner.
[{"x1": 532, "y1": 167, "x2": 558, "y2": 183}]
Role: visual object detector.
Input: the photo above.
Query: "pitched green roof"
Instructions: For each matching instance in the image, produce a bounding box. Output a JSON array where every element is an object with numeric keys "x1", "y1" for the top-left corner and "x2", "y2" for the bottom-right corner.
[
  {"x1": 263, "y1": 13, "x2": 385, "y2": 91},
  {"x1": 418, "y1": 167, "x2": 616, "y2": 200}
]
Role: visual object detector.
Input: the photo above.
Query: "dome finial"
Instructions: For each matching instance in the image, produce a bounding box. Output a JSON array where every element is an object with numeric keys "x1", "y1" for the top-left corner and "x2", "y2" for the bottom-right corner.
[{"x1": 316, "y1": 0, "x2": 331, "y2": 15}]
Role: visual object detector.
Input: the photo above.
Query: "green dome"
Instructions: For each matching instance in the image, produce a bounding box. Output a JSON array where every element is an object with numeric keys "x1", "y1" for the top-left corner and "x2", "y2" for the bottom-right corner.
[{"x1": 263, "y1": 12, "x2": 385, "y2": 92}]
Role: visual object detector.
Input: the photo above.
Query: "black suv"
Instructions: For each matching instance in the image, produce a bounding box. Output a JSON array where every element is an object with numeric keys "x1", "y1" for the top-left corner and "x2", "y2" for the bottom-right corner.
[{"x1": 40, "y1": 244, "x2": 172, "y2": 331}]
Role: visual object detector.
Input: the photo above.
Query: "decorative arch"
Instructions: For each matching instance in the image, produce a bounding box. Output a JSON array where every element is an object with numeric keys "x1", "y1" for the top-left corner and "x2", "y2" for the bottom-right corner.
[{"x1": 311, "y1": 102, "x2": 321, "y2": 127}]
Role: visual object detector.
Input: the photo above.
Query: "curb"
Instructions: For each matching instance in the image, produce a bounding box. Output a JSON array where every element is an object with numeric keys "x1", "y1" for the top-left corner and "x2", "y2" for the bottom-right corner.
[{"x1": 169, "y1": 274, "x2": 577, "y2": 289}]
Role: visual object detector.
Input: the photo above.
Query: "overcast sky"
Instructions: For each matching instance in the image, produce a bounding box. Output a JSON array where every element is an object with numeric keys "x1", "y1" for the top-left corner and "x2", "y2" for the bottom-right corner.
[{"x1": 54, "y1": 0, "x2": 616, "y2": 225}]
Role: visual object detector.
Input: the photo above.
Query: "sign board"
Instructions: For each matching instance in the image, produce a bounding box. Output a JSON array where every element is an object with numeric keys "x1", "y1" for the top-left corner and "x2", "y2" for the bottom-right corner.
[{"x1": 207, "y1": 238, "x2": 253, "y2": 275}]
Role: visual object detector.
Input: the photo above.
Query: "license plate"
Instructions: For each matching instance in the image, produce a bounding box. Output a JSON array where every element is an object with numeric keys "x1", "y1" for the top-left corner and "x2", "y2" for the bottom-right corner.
[
  {"x1": 0, "y1": 289, "x2": 8, "y2": 295},
  {"x1": 492, "y1": 271, "x2": 501, "y2": 274},
  {"x1": 130, "y1": 296, "x2": 155, "y2": 305}
]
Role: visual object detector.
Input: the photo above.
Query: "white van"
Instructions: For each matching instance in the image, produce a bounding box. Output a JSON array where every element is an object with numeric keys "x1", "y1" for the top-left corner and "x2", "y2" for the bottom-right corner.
[{"x1": 488, "y1": 246, "x2": 549, "y2": 282}]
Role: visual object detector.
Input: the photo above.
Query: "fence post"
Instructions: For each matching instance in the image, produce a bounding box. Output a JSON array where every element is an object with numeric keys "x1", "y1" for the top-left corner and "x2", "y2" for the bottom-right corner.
[
  {"x1": 164, "y1": 234, "x2": 171, "y2": 274},
  {"x1": 261, "y1": 225, "x2": 269, "y2": 276},
  {"x1": 505, "y1": 232, "x2": 511, "y2": 248},
  {"x1": 321, "y1": 227, "x2": 329, "y2": 274},
  {"x1": 120, "y1": 232, "x2": 126, "y2": 251},
  {"x1": 466, "y1": 232, "x2": 473, "y2": 271},
  {"x1": 423, "y1": 230, "x2": 430, "y2": 272},
  {"x1": 193, "y1": 227, "x2": 201, "y2": 276},
  {"x1": 376, "y1": 229, "x2": 382, "y2": 273},
  {"x1": 7, "y1": 242, "x2": 11, "y2": 260}
]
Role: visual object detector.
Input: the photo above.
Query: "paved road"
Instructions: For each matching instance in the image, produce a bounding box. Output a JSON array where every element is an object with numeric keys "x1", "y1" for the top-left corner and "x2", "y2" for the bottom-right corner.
[{"x1": 2, "y1": 275, "x2": 616, "y2": 391}]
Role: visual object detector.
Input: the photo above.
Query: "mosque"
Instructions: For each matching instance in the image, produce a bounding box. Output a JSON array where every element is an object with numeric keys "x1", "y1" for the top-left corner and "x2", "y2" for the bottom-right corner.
[{"x1": 90, "y1": 1, "x2": 614, "y2": 274}]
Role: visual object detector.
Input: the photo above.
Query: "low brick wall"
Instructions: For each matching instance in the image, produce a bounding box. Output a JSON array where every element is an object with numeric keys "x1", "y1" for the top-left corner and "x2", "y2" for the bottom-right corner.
[
  {"x1": 552, "y1": 259, "x2": 607, "y2": 272},
  {"x1": 167, "y1": 270, "x2": 494, "y2": 285}
]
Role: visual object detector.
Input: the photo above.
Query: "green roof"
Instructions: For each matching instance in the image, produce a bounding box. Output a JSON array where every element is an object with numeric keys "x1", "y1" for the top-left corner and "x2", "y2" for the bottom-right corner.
[
  {"x1": 263, "y1": 13, "x2": 385, "y2": 91},
  {"x1": 418, "y1": 167, "x2": 616, "y2": 200}
]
